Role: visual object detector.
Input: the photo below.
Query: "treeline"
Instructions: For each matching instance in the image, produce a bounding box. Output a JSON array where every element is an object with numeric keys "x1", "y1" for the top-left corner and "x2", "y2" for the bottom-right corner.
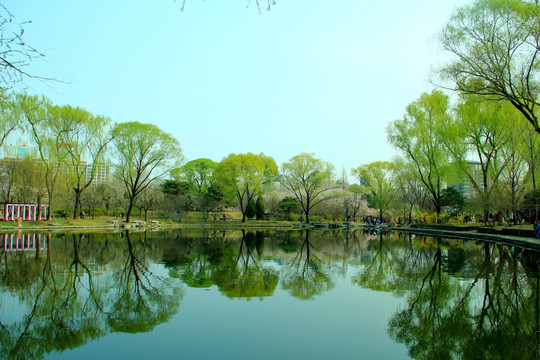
[
  {"x1": 2, "y1": 0, "x2": 540, "y2": 225},
  {"x1": 380, "y1": 0, "x2": 540, "y2": 225}
]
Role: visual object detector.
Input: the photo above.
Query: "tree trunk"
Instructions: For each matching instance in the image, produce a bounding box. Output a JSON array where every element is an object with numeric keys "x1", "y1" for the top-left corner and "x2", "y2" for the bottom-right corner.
[
  {"x1": 36, "y1": 193, "x2": 42, "y2": 221},
  {"x1": 73, "y1": 189, "x2": 81, "y2": 219},
  {"x1": 126, "y1": 197, "x2": 135, "y2": 223}
]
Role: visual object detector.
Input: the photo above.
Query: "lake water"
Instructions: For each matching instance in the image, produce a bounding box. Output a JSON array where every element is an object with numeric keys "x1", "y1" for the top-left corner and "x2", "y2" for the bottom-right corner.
[{"x1": 1, "y1": 228, "x2": 539, "y2": 359}]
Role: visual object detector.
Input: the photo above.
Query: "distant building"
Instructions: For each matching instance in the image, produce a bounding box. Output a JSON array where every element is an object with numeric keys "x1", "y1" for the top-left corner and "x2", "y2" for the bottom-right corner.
[
  {"x1": 2, "y1": 139, "x2": 111, "y2": 186},
  {"x1": 446, "y1": 161, "x2": 484, "y2": 198},
  {"x1": 85, "y1": 162, "x2": 111, "y2": 185},
  {"x1": 3, "y1": 139, "x2": 39, "y2": 159}
]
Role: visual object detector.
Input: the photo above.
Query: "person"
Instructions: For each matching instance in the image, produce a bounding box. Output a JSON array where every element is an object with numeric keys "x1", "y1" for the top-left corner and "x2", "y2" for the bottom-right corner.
[{"x1": 535, "y1": 220, "x2": 540, "y2": 239}]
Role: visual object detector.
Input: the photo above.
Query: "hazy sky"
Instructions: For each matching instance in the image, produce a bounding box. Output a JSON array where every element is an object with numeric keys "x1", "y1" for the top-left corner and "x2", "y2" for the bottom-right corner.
[{"x1": 8, "y1": 0, "x2": 468, "y2": 176}]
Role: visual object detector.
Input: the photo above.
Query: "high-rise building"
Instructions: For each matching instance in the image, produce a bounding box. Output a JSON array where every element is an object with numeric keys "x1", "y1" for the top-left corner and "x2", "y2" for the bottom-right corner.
[
  {"x1": 3, "y1": 139, "x2": 39, "y2": 159},
  {"x1": 446, "y1": 161, "x2": 485, "y2": 198},
  {"x1": 85, "y1": 162, "x2": 111, "y2": 185}
]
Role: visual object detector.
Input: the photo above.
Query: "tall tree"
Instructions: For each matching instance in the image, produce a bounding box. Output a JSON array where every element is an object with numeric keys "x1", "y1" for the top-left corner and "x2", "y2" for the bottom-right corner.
[
  {"x1": 112, "y1": 122, "x2": 183, "y2": 222},
  {"x1": 387, "y1": 90, "x2": 451, "y2": 215},
  {"x1": 392, "y1": 157, "x2": 428, "y2": 223},
  {"x1": 351, "y1": 161, "x2": 398, "y2": 219},
  {"x1": 175, "y1": 158, "x2": 218, "y2": 220},
  {"x1": 518, "y1": 117, "x2": 540, "y2": 220},
  {"x1": 439, "y1": 0, "x2": 540, "y2": 134},
  {"x1": 443, "y1": 95, "x2": 511, "y2": 222},
  {"x1": 217, "y1": 152, "x2": 277, "y2": 223},
  {"x1": 281, "y1": 153, "x2": 336, "y2": 224},
  {"x1": 499, "y1": 114, "x2": 528, "y2": 223},
  {"x1": 18, "y1": 93, "x2": 67, "y2": 220},
  {"x1": 48, "y1": 104, "x2": 113, "y2": 219}
]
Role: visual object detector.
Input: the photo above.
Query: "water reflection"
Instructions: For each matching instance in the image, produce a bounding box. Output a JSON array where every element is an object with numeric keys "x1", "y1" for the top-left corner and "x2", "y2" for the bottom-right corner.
[
  {"x1": 281, "y1": 230, "x2": 334, "y2": 299},
  {"x1": 0, "y1": 229, "x2": 538, "y2": 359},
  {"x1": 387, "y1": 239, "x2": 540, "y2": 359},
  {"x1": 0, "y1": 231, "x2": 183, "y2": 359},
  {"x1": 3, "y1": 231, "x2": 49, "y2": 252}
]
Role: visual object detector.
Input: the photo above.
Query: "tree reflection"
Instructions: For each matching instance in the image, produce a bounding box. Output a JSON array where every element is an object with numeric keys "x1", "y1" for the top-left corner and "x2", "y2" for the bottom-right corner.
[
  {"x1": 108, "y1": 230, "x2": 183, "y2": 333},
  {"x1": 281, "y1": 230, "x2": 334, "y2": 300},
  {"x1": 388, "y1": 241, "x2": 540, "y2": 359},
  {"x1": 0, "y1": 230, "x2": 184, "y2": 359},
  {"x1": 213, "y1": 230, "x2": 279, "y2": 300}
]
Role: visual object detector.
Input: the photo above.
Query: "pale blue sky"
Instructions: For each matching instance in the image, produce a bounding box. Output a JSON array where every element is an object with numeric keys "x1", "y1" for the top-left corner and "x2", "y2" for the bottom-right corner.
[{"x1": 7, "y1": 0, "x2": 467, "y2": 175}]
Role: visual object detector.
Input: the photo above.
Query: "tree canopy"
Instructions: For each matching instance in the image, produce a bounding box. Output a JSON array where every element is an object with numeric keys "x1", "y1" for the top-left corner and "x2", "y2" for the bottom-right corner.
[
  {"x1": 439, "y1": 0, "x2": 540, "y2": 134},
  {"x1": 112, "y1": 121, "x2": 184, "y2": 222},
  {"x1": 281, "y1": 153, "x2": 336, "y2": 223},
  {"x1": 216, "y1": 152, "x2": 277, "y2": 223}
]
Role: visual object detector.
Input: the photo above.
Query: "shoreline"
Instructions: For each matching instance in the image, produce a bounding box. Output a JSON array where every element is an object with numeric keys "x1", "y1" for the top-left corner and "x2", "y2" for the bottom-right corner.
[{"x1": 2, "y1": 220, "x2": 540, "y2": 251}]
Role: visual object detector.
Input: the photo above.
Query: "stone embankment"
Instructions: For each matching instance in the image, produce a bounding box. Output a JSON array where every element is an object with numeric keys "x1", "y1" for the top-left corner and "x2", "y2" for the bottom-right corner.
[{"x1": 396, "y1": 224, "x2": 540, "y2": 251}]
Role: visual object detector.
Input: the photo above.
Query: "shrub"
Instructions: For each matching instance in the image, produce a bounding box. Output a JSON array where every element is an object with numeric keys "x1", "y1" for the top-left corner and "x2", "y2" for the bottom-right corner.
[{"x1": 287, "y1": 214, "x2": 301, "y2": 221}]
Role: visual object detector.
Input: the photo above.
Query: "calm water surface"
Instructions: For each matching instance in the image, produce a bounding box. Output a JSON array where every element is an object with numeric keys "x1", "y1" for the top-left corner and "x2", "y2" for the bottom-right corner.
[{"x1": 1, "y1": 229, "x2": 539, "y2": 359}]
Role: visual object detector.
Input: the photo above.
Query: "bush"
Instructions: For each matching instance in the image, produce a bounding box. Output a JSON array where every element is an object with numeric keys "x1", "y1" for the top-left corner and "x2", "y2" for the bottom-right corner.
[{"x1": 287, "y1": 214, "x2": 301, "y2": 221}]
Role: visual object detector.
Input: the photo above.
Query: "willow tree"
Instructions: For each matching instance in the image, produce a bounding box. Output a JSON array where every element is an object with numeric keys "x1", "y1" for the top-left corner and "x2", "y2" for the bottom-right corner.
[
  {"x1": 217, "y1": 152, "x2": 278, "y2": 223},
  {"x1": 17, "y1": 94, "x2": 70, "y2": 220},
  {"x1": 351, "y1": 161, "x2": 398, "y2": 220},
  {"x1": 439, "y1": 0, "x2": 540, "y2": 134},
  {"x1": 47, "y1": 105, "x2": 113, "y2": 219},
  {"x1": 443, "y1": 95, "x2": 511, "y2": 222},
  {"x1": 112, "y1": 122, "x2": 183, "y2": 223},
  {"x1": 281, "y1": 153, "x2": 336, "y2": 224},
  {"x1": 387, "y1": 90, "x2": 452, "y2": 215}
]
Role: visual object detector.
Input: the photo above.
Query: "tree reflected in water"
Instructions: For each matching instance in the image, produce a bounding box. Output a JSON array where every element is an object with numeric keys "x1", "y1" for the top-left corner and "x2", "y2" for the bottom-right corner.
[
  {"x1": 213, "y1": 230, "x2": 279, "y2": 299},
  {"x1": 0, "y1": 231, "x2": 183, "y2": 359},
  {"x1": 386, "y1": 238, "x2": 540, "y2": 359},
  {"x1": 1, "y1": 229, "x2": 539, "y2": 359},
  {"x1": 108, "y1": 230, "x2": 183, "y2": 333},
  {"x1": 281, "y1": 230, "x2": 334, "y2": 300},
  {"x1": 168, "y1": 230, "x2": 279, "y2": 300}
]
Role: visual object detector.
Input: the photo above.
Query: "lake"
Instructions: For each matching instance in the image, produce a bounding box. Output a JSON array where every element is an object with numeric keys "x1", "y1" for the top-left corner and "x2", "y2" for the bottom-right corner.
[{"x1": 1, "y1": 228, "x2": 539, "y2": 359}]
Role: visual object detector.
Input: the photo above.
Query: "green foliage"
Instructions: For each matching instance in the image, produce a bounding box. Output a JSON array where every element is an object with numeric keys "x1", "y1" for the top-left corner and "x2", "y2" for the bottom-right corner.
[
  {"x1": 281, "y1": 152, "x2": 336, "y2": 223},
  {"x1": 112, "y1": 121, "x2": 184, "y2": 222},
  {"x1": 387, "y1": 90, "x2": 452, "y2": 215},
  {"x1": 519, "y1": 189, "x2": 540, "y2": 222},
  {"x1": 245, "y1": 199, "x2": 256, "y2": 220},
  {"x1": 217, "y1": 152, "x2": 278, "y2": 222},
  {"x1": 439, "y1": 0, "x2": 540, "y2": 134},
  {"x1": 287, "y1": 213, "x2": 301, "y2": 221},
  {"x1": 278, "y1": 196, "x2": 301, "y2": 216},
  {"x1": 440, "y1": 187, "x2": 466, "y2": 214},
  {"x1": 255, "y1": 195, "x2": 265, "y2": 220},
  {"x1": 161, "y1": 180, "x2": 188, "y2": 195},
  {"x1": 351, "y1": 161, "x2": 397, "y2": 219}
]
